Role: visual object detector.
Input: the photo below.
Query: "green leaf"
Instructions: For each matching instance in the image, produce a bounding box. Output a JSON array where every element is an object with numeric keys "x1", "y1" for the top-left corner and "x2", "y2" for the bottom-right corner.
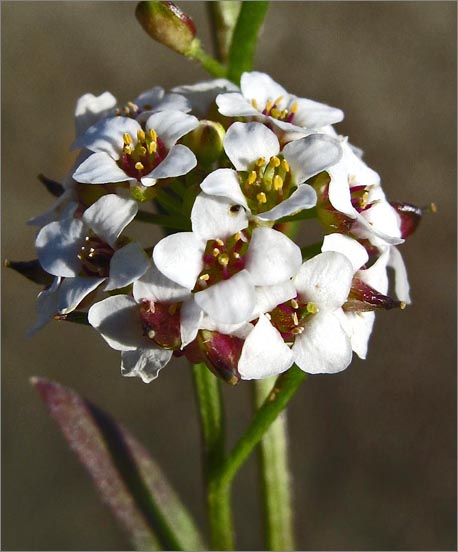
[
  {"x1": 32, "y1": 377, "x2": 206, "y2": 551},
  {"x1": 226, "y1": 1, "x2": 270, "y2": 84}
]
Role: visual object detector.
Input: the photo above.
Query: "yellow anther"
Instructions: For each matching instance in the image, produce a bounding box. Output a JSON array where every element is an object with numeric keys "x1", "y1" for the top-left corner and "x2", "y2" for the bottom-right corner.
[
  {"x1": 273, "y1": 175, "x2": 283, "y2": 191},
  {"x1": 247, "y1": 171, "x2": 257, "y2": 185},
  {"x1": 135, "y1": 162, "x2": 144, "y2": 171},
  {"x1": 215, "y1": 239, "x2": 224, "y2": 246},
  {"x1": 280, "y1": 109, "x2": 288, "y2": 119},
  {"x1": 265, "y1": 100, "x2": 273, "y2": 112},
  {"x1": 115, "y1": 108, "x2": 121, "y2": 116},
  {"x1": 270, "y1": 108, "x2": 281, "y2": 119},
  {"x1": 217, "y1": 253, "x2": 230, "y2": 266},
  {"x1": 256, "y1": 192, "x2": 267, "y2": 204},
  {"x1": 270, "y1": 156, "x2": 281, "y2": 168},
  {"x1": 168, "y1": 303, "x2": 177, "y2": 315},
  {"x1": 290, "y1": 298, "x2": 299, "y2": 309},
  {"x1": 251, "y1": 98, "x2": 258, "y2": 110},
  {"x1": 148, "y1": 128, "x2": 157, "y2": 141},
  {"x1": 138, "y1": 146, "x2": 147, "y2": 156},
  {"x1": 233, "y1": 252, "x2": 240, "y2": 259},
  {"x1": 290, "y1": 101, "x2": 298, "y2": 114},
  {"x1": 127, "y1": 101, "x2": 138, "y2": 111},
  {"x1": 148, "y1": 141, "x2": 157, "y2": 154},
  {"x1": 360, "y1": 191, "x2": 370, "y2": 209},
  {"x1": 265, "y1": 312, "x2": 272, "y2": 321},
  {"x1": 400, "y1": 301, "x2": 407, "y2": 310},
  {"x1": 137, "y1": 129, "x2": 146, "y2": 142},
  {"x1": 281, "y1": 159, "x2": 290, "y2": 172},
  {"x1": 256, "y1": 157, "x2": 266, "y2": 167},
  {"x1": 234, "y1": 232, "x2": 242, "y2": 242},
  {"x1": 123, "y1": 145, "x2": 132, "y2": 155},
  {"x1": 430, "y1": 202, "x2": 437, "y2": 213},
  {"x1": 199, "y1": 273, "x2": 210, "y2": 281},
  {"x1": 273, "y1": 95, "x2": 284, "y2": 106},
  {"x1": 292, "y1": 312, "x2": 299, "y2": 326},
  {"x1": 123, "y1": 106, "x2": 130, "y2": 114},
  {"x1": 292, "y1": 326, "x2": 304, "y2": 335},
  {"x1": 123, "y1": 132, "x2": 133, "y2": 145},
  {"x1": 212, "y1": 248, "x2": 221, "y2": 257},
  {"x1": 147, "y1": 330, "x2": 156, "y2": 339},
  {"x1": 306, "y1": 302, "x2": 319, "y2": 314}
]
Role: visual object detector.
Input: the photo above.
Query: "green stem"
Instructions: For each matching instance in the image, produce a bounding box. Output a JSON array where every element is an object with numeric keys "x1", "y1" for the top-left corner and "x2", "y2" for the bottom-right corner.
[
  {"x1": 254, "y1": 377, "x2": 295, "y2": 550},
  {"x1": 217, "y1": 366, "x2": 306, "y2": 488},
  {"x1": 191, "y1": 44, "x2": 227, "y2": 78},
  {"x1": 207, "y1": 1, "x2": 242, "y2": 63},
  {"x1": 192, "y1": 364, "x2": 235, "y2": 550}
]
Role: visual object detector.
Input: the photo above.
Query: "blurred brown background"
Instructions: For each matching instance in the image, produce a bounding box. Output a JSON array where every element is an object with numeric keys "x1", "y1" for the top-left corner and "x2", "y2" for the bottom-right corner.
[{"x1": 2, "y1": 2, "x2": 456, "y2": 550}]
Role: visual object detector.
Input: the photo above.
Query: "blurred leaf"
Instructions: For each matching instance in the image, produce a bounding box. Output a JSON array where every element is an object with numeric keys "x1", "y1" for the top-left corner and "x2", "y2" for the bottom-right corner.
[{"x1": 32, "y1": 377, "x2": 206, "y2": 551}]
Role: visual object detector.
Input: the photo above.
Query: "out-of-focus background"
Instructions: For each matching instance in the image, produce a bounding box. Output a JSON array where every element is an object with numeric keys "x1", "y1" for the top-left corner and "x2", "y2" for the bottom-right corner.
[{"x1": 2, "y1": 2, "x2": 456, "y2": 550}]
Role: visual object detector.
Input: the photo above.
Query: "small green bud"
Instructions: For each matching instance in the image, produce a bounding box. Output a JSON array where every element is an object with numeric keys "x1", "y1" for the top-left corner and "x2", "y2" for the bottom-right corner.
[
  {"x1": 181, "y1": 120, "x2": 225, "y2": 167},
  {"x1": 136, "y1": 1, "x2": 198, "y2": 56}
]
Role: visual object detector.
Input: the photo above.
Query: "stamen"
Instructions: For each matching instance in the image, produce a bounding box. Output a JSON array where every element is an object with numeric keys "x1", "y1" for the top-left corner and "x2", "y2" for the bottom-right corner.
[
  {"x1": 292, "y1": 327, "x2": 304, "y2": 335},
  {"x1": 265, "y1": 100, "x2": 273, "y2": 112},
  {"x1": 256, "y1": 157, "x2": 266, "y2": 167},
  {"x1": 217, "y1": 253, "x2": 230, "y2": 266},
  {"x1": 290, "y1": 101, "x2": 298, "y2": 114},
  {"x1": 137, "y1": 129, "x2": 146, "y2": 142},
  {"x1": 273, "y1": 95, "x2": 284, "y2": 106},
  {"x1": 127, "y1": 101, "x2": 138, "y2": 111},
  {"x1": 251, "y1": 98, "x2": 258, "y2": 110},
  {"x1": 306, "y1": 302, "x2": 319, "y2": 314},
  {"x1": 212, "y1": 248, "x2": 221, "y2": 257},
  {"x1": 115, "y1": 108, "x2": 121, "y2": 116},
  {"x1": 123, "y1": 132, "x2": 133, "y2": 145},
  {"x1": 360, "y1": 191, "x2": 370, "y2": 209},
  {"x1": 400, "y1": 301, "x2": 407, "y2": 310},
  {"x1": 138, "y1": 146, "x2": 147, "y2": 156},
  {"x1": 135, "y1": 162, "x2": 144, "y2": 171},
  {"x1": 429, "y1": 202, "x2": 437, "y2": 213},
  {"x1": 281, "y1": 159, "x2": 290, "y2": 172},
  {"x1": 148, "y1": 141, "x2": 157, "y2": 154},
  {"x1": 273, "y1": 175, "x2": 283, "y2": 191},
  {"x1": 256, "y1": 192, "x2": 267, "y2": 204},
  {"x1": 147, "y1": 330, "x2": 156, "y2": 339},
  {"x1": 270, "y1": 108, "x2": 281, "y2": 118},
  {"x1": 290, "y1": 298, "x2": 299, "y2": 309},
  {"x1": 233, "y1": 252, "x2": 240, "y2": 259},
  {"x1": 247, "y1": 171, "x2": 257, "y2": 185},
  {"x1": 265, "y1": 312, "x2": 272, "y2": 320},
  {"x1": 292, "y1": 312, "x2": 299, "y2": 326},
  {"x1": 270, "y1": 156, "x2": 281, "y2": 168},
  {"x1": 215, "y1": 239, "x2": 224, "y2": 246},
  {"x1": 123, "y1": 145, "x2": 132, "y2": 155},
  {"x1": 199, "y1": 273, "x2": 210, "y2": 281}
]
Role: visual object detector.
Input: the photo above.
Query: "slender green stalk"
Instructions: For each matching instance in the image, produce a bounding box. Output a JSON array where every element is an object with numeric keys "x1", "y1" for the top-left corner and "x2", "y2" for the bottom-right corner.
[
  {"x1": 207, "y1": 2, "x2": 242, "y2": 63},
  {"x1": 254, "y1": 378, "x2": 295, "y2": 550},
  {"x1": 217, "y1": 366, "x2": 306, "y2": 488},
  {"x1": 226, "y1": 1, "x2": 270, "y2": 84},
  {"x1": 191, "y1": 45, "x2": 227, "y2": 78},
  {"x1": 192, "y1": 364, "x2": 235, "y2": 550}
]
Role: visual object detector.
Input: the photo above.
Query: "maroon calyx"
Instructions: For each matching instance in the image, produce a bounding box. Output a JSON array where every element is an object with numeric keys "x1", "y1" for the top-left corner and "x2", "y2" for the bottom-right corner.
[
  {"x1": 196, "y1": 330, "x2": 243, "y2": 385},
  {"x1": 344, "y1": 277, "x2": 405, "y2": 312}
]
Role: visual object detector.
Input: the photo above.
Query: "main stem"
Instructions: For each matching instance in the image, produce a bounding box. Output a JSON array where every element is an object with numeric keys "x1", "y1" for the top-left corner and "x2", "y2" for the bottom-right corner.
[{"x1": 254, "y1": 378, "x2": 295, "y2": 550}]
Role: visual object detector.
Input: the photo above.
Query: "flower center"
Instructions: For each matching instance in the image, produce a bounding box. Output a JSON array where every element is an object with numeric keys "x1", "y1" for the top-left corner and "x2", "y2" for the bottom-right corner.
[
  {"x1": 241, "y1": 155, "x2": 294, "y2": 214},
  {"x1": 194, "y1": 230, "x2": 250, "y2": 291},
  {"x1": 251, "y1": 96, "x2": 298, "y2": 122},
  {"x1": 268, "y1": 296, "x2": 318, "y2": 342},
  {"x1": 139, "y1": 300, "x2": 182, "y2": 350},
  {"x1": 119, "y1": 128, "x2": 167, "y2": 180},
  {"x1": 77, "y1": 233, "x2": 115, "y2": 277}
]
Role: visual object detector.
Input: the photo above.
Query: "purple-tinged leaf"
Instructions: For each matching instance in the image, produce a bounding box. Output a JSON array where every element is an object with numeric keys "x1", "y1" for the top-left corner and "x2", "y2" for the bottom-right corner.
[{"x1": 32, "y1": 377, "x2": 206, "y2": 551}]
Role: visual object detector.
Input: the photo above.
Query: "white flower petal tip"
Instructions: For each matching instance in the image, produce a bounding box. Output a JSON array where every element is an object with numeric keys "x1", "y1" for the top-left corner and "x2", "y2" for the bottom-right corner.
[
  {"x1": 223, "y1": 122, "x2": 279, "y2": 171},
  {"x1": 121, "y1": 348, "x2": 173, "y2": 383},
  {"x1": 321, "y1": 233, "x2": 369, "y2": 272},
  {"x1": 104, "y1": 242, "x2": 150, "y2": 291},
  {"x1": 191, "y1": 193, "x2": 249, "y2": 241}
]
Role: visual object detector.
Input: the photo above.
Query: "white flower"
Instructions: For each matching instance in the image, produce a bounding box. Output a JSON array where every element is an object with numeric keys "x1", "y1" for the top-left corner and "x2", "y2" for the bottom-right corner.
[
  {"x1": 72, "y1": 110, "x2": 199, "y2": 187},
  {"x1": 35, "y1": 194, "x2": 149, "y2": 313},
  {"x1": 115, "y1": 86, "x2": 191, "y2": 121},
  {"x1": 200, "y1": 121, "x2": 342, "y2": 222},
  {"x1": 238, "y1": 251, "x2": 354, "y2": 379},
  {"x1": 88, "y1": 263, "x2": 193, "y2": 383},
  {"x1": 216, "y1": 71, "x2": 344, "y2": 133},
  {"x1": 152, "y1": 193, "x2": 302, "y2": 325},
  {"x1": 172, "y1": 79, "x2": 239, "y2": 118}
]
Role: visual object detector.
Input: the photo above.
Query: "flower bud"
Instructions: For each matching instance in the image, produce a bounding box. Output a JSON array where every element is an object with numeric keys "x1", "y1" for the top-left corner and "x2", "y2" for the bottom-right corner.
[
  {"x1": 4, "y1": 258, "x2": 54, "y2": 286},
  {"x1": 197, "y1": 330, "x2": 243, "y2": 385},
  {"x1": 136, "y1": 1, "x2": 198, "y2": 56},
  {"x1": 344, "y1": 277, "x2": 406, "y2": 312},
  {"x1": 38, "y1": 174, "x2": 64, "y2": 198},
  {"x1": 390, "y1": 201, "x2": 436, "y2": 239},
  {"x1": 181, "y1": 120, "x2": 225, "y2": 167}
]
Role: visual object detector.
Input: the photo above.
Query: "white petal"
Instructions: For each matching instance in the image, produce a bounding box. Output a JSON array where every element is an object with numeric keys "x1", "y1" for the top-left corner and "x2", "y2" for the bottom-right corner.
[
  {"x1": 327, "y1": 162, "x2": 358, "y2": 218},
  {"x1": 145, "y1": 111, "x2": 199, "y2": 149},
  {"x1": 321, "y1": 233, "x2": 369, "y2": 272},
  {"x1": 133, "y1": 86, "x2": 164, "y2": 108},
  {"x1": 293, "y1": 311, "x2": 352, "y2": 374},
  {"x1": 224, "y1": 122, "x2": 279, "y2": 171},
  {"x1": 82, "y1": 194, "x2": 138, "y2": 247},
  {"x1": 253, "y1": 281, "x2": 297, "y2": 316},
  {"x1": 133, "y1": 262, "x2": 191, "y2": 303},
  {"x1": 238, "y1": 314, "x2": 294, "y2": 380},
  {"x1": 293, "y1": 251, "x2": 353, "y2": 310},
  {"x1": 180, "y1": 299, "x2": 203, "y2": 348},
  {"x1": 88, "y1": 295, "x2": 148, "y2": 351},
  {"x1": 36, "y1": 217, "x2": 85, "y2": 277},
  {"x1": 283, "y1": 134, "x2": 342, "y2": 184},
  {"x1": 246, "y1": 228, "x2": 302, "y2": 285},
  {"x1": 199, "y1": 316, "x2": 253, "y2": 339},
  {"x1": 200, "y1": 169, "x2": 249, "y2": 210},
  {"x1": 216, "y1": 92, "x2": 260, "y2": 118},
  {"x1": 72, "y1": 116, "x2": 141, "y2": 159},
  {"x1": 290, "y1": 96, "x2": 344, "y2": 129},
  {"x1": 191, "y1": 193, "x2": 248, "y2": 241},
  {"x1": 74, "y1": 91, "x2": 117, "y2": 137},
  {"x1": 73, "y1": 152, "x2": 134, "y2": 185},
  {"x1": 143, "y1": 144, "x2": 196, "y2": 182},
  {"x1": 360, "y1": 201, "x2": 403, "y2": 245},
  {"x1": 27, "y1": 277, "x2": 61, "y2": 337},
  {"x1": 121, "y1": 347, "x2": 172, "y2": 383},
  {"x1": 58, "y1": 276, "x2": 105, "y2": 314},
  {"x1": 240, "y1": 72, "x2": 288, "y2": 110},
  {"x1": 341, "y1": 310, "x2": 375, "y2": 360},
  {"x1": 104, "y1": 242, "x2": 150, "y2": 291},
  {"x1": 257, "y1": 185, "x2": 317, "y2": 221},
  {"x1": 388, "y1": 246, "x2": 411, "y2": 303},
  {"x1": 153, "y1": 232, "x2": 204, "y2": 289},
  {"x1": 194, "y1": 270, "x2": 256, "y2": 324},
  {"x1": 357, "y1": 248, "x2": 390, "y2": 294},
  {"x1": 172, "y1": 78, "x2": 238, "y2": 117}
]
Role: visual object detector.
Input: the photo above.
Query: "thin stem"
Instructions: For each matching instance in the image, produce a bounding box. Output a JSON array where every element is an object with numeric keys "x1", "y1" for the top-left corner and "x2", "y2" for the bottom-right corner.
[
  {"x1": 192, "y1": 364, "x2": 235, "y2": 550},
  {"x1": 207, "y1": 2, "x2": 242, "y2": 63},
  {"x1": 216, "y1": 366, "x2": 306, "y2": 488},
  {"x1": 254, "y1": 378, "x2": 295, "y2": 550},
  {"x1": 191, "y1": 44, "x2": 227, "y2": 78}
]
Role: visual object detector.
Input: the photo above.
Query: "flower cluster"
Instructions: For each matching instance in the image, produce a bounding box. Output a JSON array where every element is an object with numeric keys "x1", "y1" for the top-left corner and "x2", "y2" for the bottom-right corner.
[{"x1": 24, "y1": 72, "x2": 425, "y2": 384}]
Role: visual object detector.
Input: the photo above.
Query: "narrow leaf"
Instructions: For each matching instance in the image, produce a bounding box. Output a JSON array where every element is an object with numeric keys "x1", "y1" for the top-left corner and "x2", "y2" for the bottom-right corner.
[
  {"x1": 226, "y1": 1, "x2": 270, "y2": 84},
  {"x1": 32, "y1": 377, "x2": 206, "y2": 551}
]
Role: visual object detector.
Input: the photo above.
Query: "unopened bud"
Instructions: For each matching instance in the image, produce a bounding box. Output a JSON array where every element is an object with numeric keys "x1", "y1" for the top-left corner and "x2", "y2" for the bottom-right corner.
[
  {"x1": 38, "y1": 174, "x2": 64, "y2": 198},
  {"x1": 5, "y1": 258, "x2": 53, "y2": 286},
  {"x1": 181, "y1": 120, "x2": 225, "y2": 167},
  {"x1": 197, "y1": 330, "x2": 243, "y2": 385},
  {"x1": 136, "y1": 1, "x2": 198, "y2": 56},
  {"x1": 344, "y1": 277, "x2": 405, "y2": 312},
  {"x1": 390, "y1": 201, "x2": 425, "y2": 239}
]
